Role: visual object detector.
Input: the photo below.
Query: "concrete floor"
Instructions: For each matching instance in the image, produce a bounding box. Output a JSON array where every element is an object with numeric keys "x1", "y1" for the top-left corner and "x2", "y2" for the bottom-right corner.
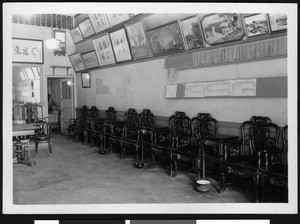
[{"x1": 13, "y1": 134, "x2": 253, "y2": 204}]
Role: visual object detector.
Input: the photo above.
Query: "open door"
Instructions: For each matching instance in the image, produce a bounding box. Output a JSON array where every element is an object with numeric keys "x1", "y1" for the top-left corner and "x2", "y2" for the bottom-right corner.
[{"x1": 60, "y1": 79, "x2": 74, "y2": 135}]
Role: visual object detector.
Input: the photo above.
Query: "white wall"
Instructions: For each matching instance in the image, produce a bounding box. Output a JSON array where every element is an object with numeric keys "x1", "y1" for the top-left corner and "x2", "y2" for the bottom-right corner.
[
  {"x1": 76, "y1": 56, "x2": 287, "y2": 126},
  {"x1": 12, "y1": 23, "x2": 76, "y2": 116}
]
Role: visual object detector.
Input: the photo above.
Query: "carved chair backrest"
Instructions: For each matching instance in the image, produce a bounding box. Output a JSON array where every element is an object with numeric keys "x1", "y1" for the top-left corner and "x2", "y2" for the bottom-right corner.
[
  {"x1": 89, "y1": 106, "x2": 99, "y2": 119},
  {"x1": 191, "y1": 113, "x2": 219, "y2": 142},
  {"x1": 25, "y1": 103, "x2": 43, "y2": 123},
  {"x1": 169, "y1": 111, "x2": 191, "y2": 138},
  {"x1": 242, "y1": 116, "x2": 280, "y2": 155},
  {"x1": 105, "y1": 107, "x2": 117, "y2": 122},
  {"x1": 79, "y1": 106, "x2": 90, "y2": 120},
  {"x1": 124, "y1": 108, "x2": 139, "y2": 128},
  {"x1": 139, "y1": 109, "x2": 155, "y2": 129},
  {"x1": 12, "y1": 103, "x2": 26, "y2": 121},
  {"x1": 282, "y1": 125, "x2": 288, "y2": 152}
]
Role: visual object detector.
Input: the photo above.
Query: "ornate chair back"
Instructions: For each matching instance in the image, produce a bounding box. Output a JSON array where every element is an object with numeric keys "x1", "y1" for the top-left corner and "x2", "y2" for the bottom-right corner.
[
  {"x1": 89, "y1": 106, "x2": 100, "y2": 119},
  {"x1": 169, "y1": 111, "x2": 192, "y2": 148},
  {"x1": 12, "y1": 103, "x2": 26, "y2": 121},
  {"x1": 191, "y1": 113, "x2": 219, "y2": 142},
  {"x1": 242, "y1": 116, "x2": 280, "y2": 156},
  {"x1": 25, "y1": 103, "x2": 44, "y2": 123},
  {"x1": 139, "y1": 109, "x2": 155, "y2": 129},
  {"x1": 124, "y1": 108, "x2": 139, "y2": 129},
  {"x1": 282, "y1": 125, "x2": 288, "y2": 165},
  {"x1": 105, "y1": 107, "x2": 117, "y2": 122}
]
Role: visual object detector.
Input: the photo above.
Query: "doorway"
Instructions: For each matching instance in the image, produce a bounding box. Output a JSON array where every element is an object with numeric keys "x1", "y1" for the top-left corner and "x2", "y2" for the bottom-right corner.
[{"x1": 47, "y1": 77, "x2": 75, "y2": 135}]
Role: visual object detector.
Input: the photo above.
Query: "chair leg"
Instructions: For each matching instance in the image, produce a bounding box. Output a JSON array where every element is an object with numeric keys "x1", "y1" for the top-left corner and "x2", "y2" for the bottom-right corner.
[
  {"x1": 150, "y1": 152, "x2": 155, "y2": 169},
  {"x1": 48, "y1": 139, "x2": 52, "y2": 157},
  {"x1": 34, "y1": 140, "x2": 38, "y2": 157}
]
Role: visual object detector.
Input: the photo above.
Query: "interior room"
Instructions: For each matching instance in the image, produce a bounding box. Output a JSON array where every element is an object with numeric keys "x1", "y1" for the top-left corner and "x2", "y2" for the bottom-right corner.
[{"x1": 3, "y1": 3, "x2": 297, "y2": 215}]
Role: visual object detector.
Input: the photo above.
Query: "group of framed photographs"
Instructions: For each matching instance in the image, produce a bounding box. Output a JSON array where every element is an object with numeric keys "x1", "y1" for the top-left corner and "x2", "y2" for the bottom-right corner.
[{"x1": 69, "y1": 13, "x2": 287, "y2": 87}]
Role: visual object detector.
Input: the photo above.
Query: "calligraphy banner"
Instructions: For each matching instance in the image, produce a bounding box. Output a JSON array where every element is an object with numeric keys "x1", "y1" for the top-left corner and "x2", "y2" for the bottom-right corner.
[{"x1": 12, "y1": 38, "x2": 43, "y2": 64}]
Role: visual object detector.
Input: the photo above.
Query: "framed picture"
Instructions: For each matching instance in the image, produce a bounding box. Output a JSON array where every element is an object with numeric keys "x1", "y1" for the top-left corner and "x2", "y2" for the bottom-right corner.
[
  {"x1": 54, "y1": 29, "x2": 66, "y2": 56},
  {"x1": 70, "y1": 27, "x2": 84, "y2": 43},
  {"x1": 180, "y1": 15, "x2": 205, "y2": 50},
  {"x1": 93, "y1": 33, "x2": 116, "y2": 66},
  {"x1": 78, "y1": 18, "x2": 96, "y2": 38},
  {"x1": 106, "y1": 13, "x2": 131, "y2": 27},
  {"x1": 244, "y1": 13, "x2": 270, "y2": 37},
  {"x1": 268, "y1": 13, "x2": 287, "y2": 32},
  {"x1": 109, "y1": 28, "x2": 132, "y2": 63},
  {"x1": 147, "y1": 21, "x2": 185, "y2": 56},
  {"x1": 81, "y1": 72, "x2": 91, "y2": 88},
  {"x1": 201, "y1": 13, "x2": 245, "y2": 45},
  {"x1": 125, "y1": 21, "x2": 152, "y2": 60},
  {"x1": 12, "y1": 38, "x2": 43, "y2": 64},
  {"x1": 69, "y1": 52, "x2": 86, "y2": 72},
  {"x1": 82, "y1": 50, "x2": 100, "y2": 69},
  {"x1": 89, "y1": 14, "x2": 111, "y2": 33}
]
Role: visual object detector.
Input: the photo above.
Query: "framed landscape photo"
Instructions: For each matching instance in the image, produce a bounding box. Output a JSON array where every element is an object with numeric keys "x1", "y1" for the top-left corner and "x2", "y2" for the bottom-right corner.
[
  {"x1": 81, "y1": 72, "x2": 91, "y2": 88},
  {"x1": 12, "y1": 38, "x2": 43, "y2": 64},
  {"x1": 109, "y1": 28, "x2": 132, "y2": 63},
  {"x1": 82, "y1": 50, "x2": 100, "y2": 69},
  {"x1": 125, "y1": 21, "x2": 152, "y2": 60},
  {"x1": 89, "y1": 14, "x2": 111, "y2": 33},
  {"x1": 180, "y1": 15, "x2": 205, "y2": 50},
  {"x1": 147, "y1": 21, "x2": 185, "y2": 56},
  {"x1": 78, "y1": 18, "x2": 96, "y2": 38},
  {"x1": 106, "y1": 13, "x2": 131, "y2": 27},
  {"x1": 201, "y1": 13, "x2": 245, "y2": 45},
  {"x1": 69, "y1": 52, "x2": 86, "y2": 72},
  {"x1": 244, "y1": 13, "x2": 270, "y2": 37},
  {"x1": 93, "y1": 33, "x2": 116, "y2": 66},
  {"x1": 70, "y1": 27, "x2": 84, "y2": 43},
  {"x1": 268, "y1": 13, "x2": 287, "y2": 32}
]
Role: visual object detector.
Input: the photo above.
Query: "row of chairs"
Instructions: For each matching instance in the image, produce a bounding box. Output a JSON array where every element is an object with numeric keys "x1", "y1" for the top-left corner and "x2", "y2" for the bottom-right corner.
[{"x1": 67, "y1": 106, "x2": 288, "y2": 202}]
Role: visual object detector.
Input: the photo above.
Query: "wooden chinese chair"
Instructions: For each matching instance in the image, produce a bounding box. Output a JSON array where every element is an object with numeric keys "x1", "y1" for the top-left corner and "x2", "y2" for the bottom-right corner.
[
  {"x1": 260, "y1": 125, "x2": 288, "y2": 202},
  {"x1": 100, "y1": 107, "x2": 117, "y2": 154},
  {"x1": 120, "y1": 108, "x2": 140, "y2": 163},
  {"x1": 50, "y1": 109, "x2": 61, "y2": 134},
  {"x1": 68, "y1": 106, "x2": 89, "y2": 142},
  {"x1": 220, "y1": 116, "x2": 280, "y2": 202}
]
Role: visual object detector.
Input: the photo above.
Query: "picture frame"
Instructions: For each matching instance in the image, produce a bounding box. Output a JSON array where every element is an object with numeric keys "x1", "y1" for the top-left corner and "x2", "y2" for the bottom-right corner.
[
  {"x1": 106, "y1": 13, "x2": 131, "y2": 27},
  {"x1": 81, "y1": 72, "x2": 91, "y2": 88},
  {"x1": 70, "y1": 27, "x2": 84, "y2": 43},
  {"x1": 69, "y1": 52, "x2": 86, "y2": 72},
  {"x1": 125, "y1": 20, "x2": 153, "y2": 60},
  {"x1": 78, "y1": 18, "x2": 96, "y2": 38},
  {"x1": 244, "y1": 13, "x2": 270, "y2": 37},
  {"x1": 89, "y1": 14, "x2": 111, "y2": 33},
  {"x1": 109, "y1": 28, "x2": 132, "y2": 63},
  {"x1": 268, "y1": 13, "x2": 287, "y2": 32},
  {"x1": 147, "y1": 21, "x2": 185, "y2": 56},
  {"x1": 93, "y1": 33, "x2": 116, "y2": 66},
  {"x1": 12, "y1": 38, "x2": 44, "y2": 64},
  {"x1": 201, "y1": 13, "x2": 245, "y2": 45},
  {"x1": 180, "y1": 15, "x2": 205, "y2": 50},
  {"x1": 81, "y1": 50, "x2": 100, "y2": 69}
]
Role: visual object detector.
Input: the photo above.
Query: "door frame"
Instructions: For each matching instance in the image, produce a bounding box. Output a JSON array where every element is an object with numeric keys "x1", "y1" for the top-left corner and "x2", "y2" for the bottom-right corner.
[{"x1": 45, "y1": 75, "x2": 76, "y2": 120}]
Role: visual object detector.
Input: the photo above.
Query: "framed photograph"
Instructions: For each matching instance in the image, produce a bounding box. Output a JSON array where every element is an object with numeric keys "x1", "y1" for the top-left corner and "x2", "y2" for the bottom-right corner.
[
  {"x1": 180, "y1": 15, "x2": 205, "y2": 50},
  {"x1": 201, "y1": 13, "x2": 245, "y2": 45},
  {"x1": 81, "y1": 50, "x2": 100, "y2": 69},
  {"x1": 89, "y1": 14, "x2": 111, "y2": 33},
  {"x1": 81, "y1": 72, "x2": 91, "y2": 88},
  {"x1": 106, "y1": 13, "x2": 131, "y2": 27},
  {"x1": 147, "y1": 21, "x2": 185, "y2": 56},
  {"x1": 93, "y1": 33, "x2": 116, "y2": 66},
  {"x1": 70, "y1": 27, "x2": 84, "y2": 43},
  {"x1": 125, "y1": 21, "x2": 153, "y2": 60},
  {"x1": 268, "y1": 13, "x2": 287, "y2": 32},
  {"x1": 12, "y1": 38, "x2": 43, "y2": 64},
  {"x1": 69, "y1": 52, "x2": 86, "y2": 72},
  {"x1": 109, "y1": 28, "x2": 132, "y2": 63},
  {"x1": 78, "y1": 18, "x2": 96, "y2": 38},
  {"x1": 244, "y1": 13, "x2": 270, "y2": 37}
]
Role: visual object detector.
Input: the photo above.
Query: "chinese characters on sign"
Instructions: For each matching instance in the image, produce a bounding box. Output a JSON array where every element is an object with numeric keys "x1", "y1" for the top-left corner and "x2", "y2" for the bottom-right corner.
[{"x1": 12, "y1": 38, "x2": 43, "y2": 63}]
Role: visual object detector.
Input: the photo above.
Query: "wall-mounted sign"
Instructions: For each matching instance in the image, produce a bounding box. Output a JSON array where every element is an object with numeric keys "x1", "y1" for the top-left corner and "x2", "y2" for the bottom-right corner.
[
  {"x1": 78, "y1": 18, "x2": 96, "y2": 38},
  {"x1": 82, "y1": 50, "x2": 100, "y2": 69},
  {"x1": 93, "y1": 33, "x2": 116, "y2": 66},
  {"x1": 109, "y1": 28, "x2": 132, "y2": 63},
  {"x1": 69, "y1": 52, "x2": 86, "y2": 72},
  {"x1": 70, "y1": 27, "x2": 84, "y2": 43},
  {"x1": 89, "y1": 14, "x2": 111, "y2": 33},
  {"x1": 12, "y1": 38, "x2": 44, "y2": 64}
]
